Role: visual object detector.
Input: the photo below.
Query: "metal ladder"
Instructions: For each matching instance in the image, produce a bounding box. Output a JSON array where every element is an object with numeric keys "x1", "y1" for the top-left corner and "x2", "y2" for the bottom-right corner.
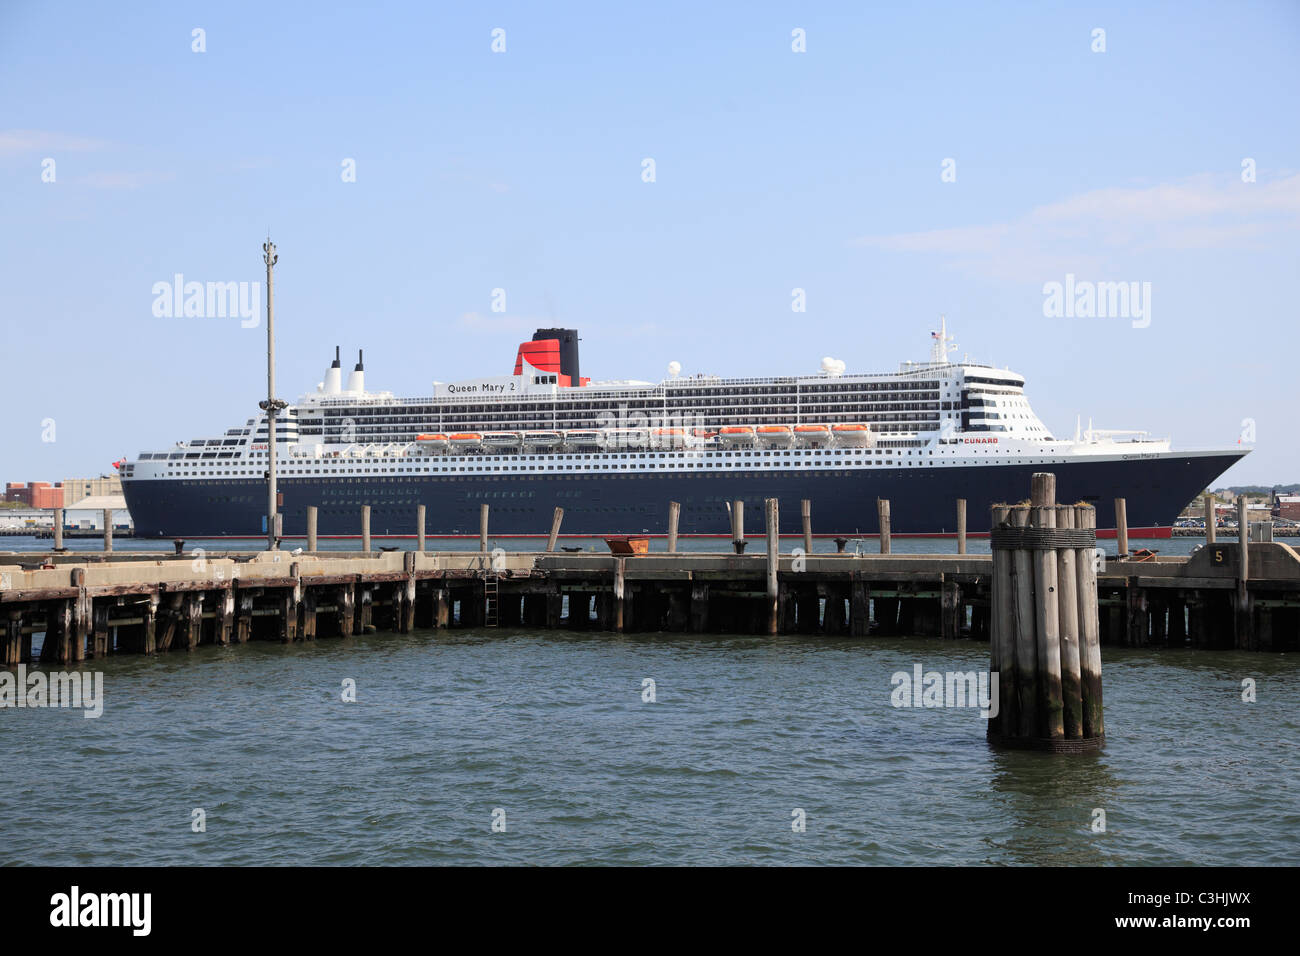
[{"x1": 483, "y1": 569, "x2": 499, "y2": 627}]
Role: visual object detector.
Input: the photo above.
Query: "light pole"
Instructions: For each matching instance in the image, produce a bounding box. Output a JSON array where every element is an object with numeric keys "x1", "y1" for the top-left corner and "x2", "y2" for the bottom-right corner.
[{"x1": 259, "y1": 238, "x2": 285, "y2": 550}]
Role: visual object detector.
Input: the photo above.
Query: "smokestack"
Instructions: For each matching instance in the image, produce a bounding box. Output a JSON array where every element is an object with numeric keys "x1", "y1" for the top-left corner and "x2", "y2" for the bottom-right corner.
[
  {"x1": 532, "y1": 328, "x2": 579, "y2": 384},
  {"x1": 323, "y1": 346, "x2": 342, "y2": 394},
  {"x1": 345, "y1": 349, "x2": 365, "y2": 394}
]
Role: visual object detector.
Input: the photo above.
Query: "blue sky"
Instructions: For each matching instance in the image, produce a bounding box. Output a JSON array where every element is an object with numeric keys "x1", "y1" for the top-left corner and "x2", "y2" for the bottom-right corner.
[{"x1": 2, "y1": 0, "x2": 1297, "y2": 486}]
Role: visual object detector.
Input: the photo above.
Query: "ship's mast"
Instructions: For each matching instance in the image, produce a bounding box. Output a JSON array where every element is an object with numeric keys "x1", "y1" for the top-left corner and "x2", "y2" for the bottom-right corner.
[
  {"x1": 259, "y1": 238, "x2": 285, "y2": 550},
  {"x1": 930, "y1": 315, "x2": 957, "y2": 365}
]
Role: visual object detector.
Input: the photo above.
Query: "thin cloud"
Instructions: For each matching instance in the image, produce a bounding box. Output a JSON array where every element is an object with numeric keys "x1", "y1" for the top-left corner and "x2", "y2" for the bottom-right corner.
[
  {"x1": 854, "y1": 173, "x2": 1300, "y2": 282},
  {"x1": 0, "y1": 129, "x2": 109, "y2": 155},
  {"x1": 76, "y1": 170, "x2": 176, "y2": 190}
]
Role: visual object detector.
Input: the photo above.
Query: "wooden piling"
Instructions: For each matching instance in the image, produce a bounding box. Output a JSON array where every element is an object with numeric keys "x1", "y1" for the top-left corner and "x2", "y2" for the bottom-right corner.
[
  {"x1": 614, "y1": 558, "x2": 626, "y2": 633},
  {"x1": 990, "y1": 475, "x2": 1102, "y2": 751},
  {"x1": 667, "y1": 501, "x2": 680, "y2": 553},
  {"x1": 877, "y1": 498, "x2": 891, "y2": 554},
  {"x1": 801, "y1": 499, "x2": 812, "y2": 556},
  {"x1": 1055, "y1": 505, "x2": 1083, "y2": 739},
  {"x1": 989, "y1": 505, "x2": 1018, "y2": 738},
  {"x1": 480, "y1": 503, "x2": 490, "y2": 553},
  {"x1": 1204, "y1": 495, "x2": 1216, "y2": 544},
  {"x1": 1076, "y1": 505, "x2": 1104, "y2": 739},
  {"x1": 546, "y1": 507, "x2": 564, "y2": 553},
  {"x1": 235, "y1": 593, "x2": 254, "y2": 644},
  {"x1": 2, "y1": 610, "x2": 20, "y2": 666},
  {"x1": 103, "y1": 510, "x2": 113, "y2": 553},
  {"x1": 306, "y1": 506, "x2": 318, "y2": 552},
  {"x1": 1236, "y1": 494, "x2": 1252, "y2": 648},
  {"x1": 956, "y1": 499, "x2": 967, "y2": 554},
  {"x1": 52, "y1": 508, "x2": 63, "y2": 550},
  {"x1": 731, "y1": 500, "x2": 745, "y2": 554},
  {"x1": 217, "y1": 588, "x2": 235, "y2": 644},
  {"x1": 416, "y1": 504, "x2": 426, "y2": 552},
  {"x1": 765, "y1": 497, "x2": 779, "y2": 635},
  {"x1": 1114, "y1": 497, "x2": 1128, "y2": 557},
  {"x1": 1031, "y1": 475, "x2": 1064, "y2": 740},
  {"x1": 361, "y1": 505, "x2": 371, "y2": 553}
]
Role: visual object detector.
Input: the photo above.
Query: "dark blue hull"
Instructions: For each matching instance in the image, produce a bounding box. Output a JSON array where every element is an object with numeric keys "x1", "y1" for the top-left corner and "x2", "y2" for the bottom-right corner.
[{"x1": 121, "y1": 453, "x2": 1245, "y2": 538}]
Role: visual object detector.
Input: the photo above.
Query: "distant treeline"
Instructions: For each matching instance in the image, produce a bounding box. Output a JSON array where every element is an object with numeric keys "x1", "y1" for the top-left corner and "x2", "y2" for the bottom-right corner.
[{"x1": 1211, "y1": 484, "x2": 1300, "y2": 496}]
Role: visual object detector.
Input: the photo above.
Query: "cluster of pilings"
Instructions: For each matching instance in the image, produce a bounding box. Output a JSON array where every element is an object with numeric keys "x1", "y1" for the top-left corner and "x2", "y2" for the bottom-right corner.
[{"x1": 987, "y1": 473, "x2": 1105, "y2": 752}]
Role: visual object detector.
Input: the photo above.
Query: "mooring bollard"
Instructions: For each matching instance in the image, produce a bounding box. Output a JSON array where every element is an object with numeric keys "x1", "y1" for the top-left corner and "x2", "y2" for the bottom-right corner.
[
  {"x1": 988, "y1": 472, "x2": 1104, "y2": 751},
  {"x1": 306, "y1": 506, "x2": 318, "y2": 553},
  {"x1": 361, "y1": 505, "x2": 371, "y2": 553}
]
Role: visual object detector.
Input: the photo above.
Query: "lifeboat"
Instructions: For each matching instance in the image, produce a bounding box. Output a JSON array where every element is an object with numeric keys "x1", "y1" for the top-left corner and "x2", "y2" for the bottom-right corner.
[
  {"x1": 691, "y1": 427, "x2": 719, "y2": 441},
  {"x1": 482, "y1": 431, "x2": 523, "y2": 450},
  {"x1": 831, "y1": 423, "x2": 872, "y2": 447},
  {"x1": 718, "y1": 425, "x2": 756, "y2": 446},
  {"x1": 563, "y1": 429, "x2": 606, "y2": 448},
  {"x1": 651, "y1": 427, "x2": 688, "y2": 449},
  {"x1": 448, "y1": 432, "x2": 483, "y2": 450},
  {"x1": 523, "y1": 430, "x2": 562, "y2": 448},
  {"x1": 755, "y1": 425, "x2": 794, "y2": 447},
  {"x1": 415, "y1": 433, "x2": 449, "y2": 450},
  {"x1": 793, "y1": 424, "x2": 831, "y2": 446},
  {"x1": 605, "y1": 428, "x2": 649, "y2": 450}
]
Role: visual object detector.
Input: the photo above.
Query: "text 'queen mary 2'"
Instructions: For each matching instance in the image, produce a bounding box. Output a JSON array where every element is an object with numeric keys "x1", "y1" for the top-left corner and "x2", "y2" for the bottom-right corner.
[{"x1": 120, "y1": 323, "x2": 1246, "y2": 540}]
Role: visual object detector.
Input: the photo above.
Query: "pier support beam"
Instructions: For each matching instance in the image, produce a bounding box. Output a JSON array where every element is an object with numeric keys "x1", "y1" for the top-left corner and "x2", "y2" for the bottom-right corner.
[
  {"x1": 850, "y1": 574, "x2": 870, "y2": 637},
  {"x1": 3, "y1": 609, "x2": 23, "y2": 666}
]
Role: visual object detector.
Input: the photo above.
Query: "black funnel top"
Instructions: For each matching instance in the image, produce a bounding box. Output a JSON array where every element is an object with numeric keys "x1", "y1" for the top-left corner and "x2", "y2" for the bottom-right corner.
[{"x1": 533, "y1": 328, "x2": 579, "y2": 384}]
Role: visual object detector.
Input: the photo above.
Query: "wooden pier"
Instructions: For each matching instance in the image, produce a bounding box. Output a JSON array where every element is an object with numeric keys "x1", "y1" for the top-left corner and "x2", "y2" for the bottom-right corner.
[
  {"x1": 3, "y1": 492, "x2": 1299, "y2": 665},
  {"x1": 2, "y1": 540, "x2": 1298, "y2": 665}
]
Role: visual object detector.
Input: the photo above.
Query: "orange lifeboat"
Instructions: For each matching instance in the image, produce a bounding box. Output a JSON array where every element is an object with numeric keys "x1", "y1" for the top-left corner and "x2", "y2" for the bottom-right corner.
[
  {"x1": 448, "y1": 432, "x2": 484, "y2": 450},
  {"x1": 718, "y1": 425, "x2": 756, "y2": 446},
  {"x1": 415, "y1": 433, "x2": 449, "y2": 450},
  {"x1": 651, "y1": 427, "x2": 687, "y2": 449},
  {"x1": 756, "y1": 425, "x2": 794, "y2": 447},
  {"x1": 831, "y1": 423, "x2": 872, "y2": 446}
]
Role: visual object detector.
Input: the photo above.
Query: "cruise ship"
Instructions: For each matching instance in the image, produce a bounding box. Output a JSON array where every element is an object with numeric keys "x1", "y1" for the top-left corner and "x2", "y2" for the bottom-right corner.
[{"x1": 119, "y1": 324, "x2": 1246, "y2": 540}]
